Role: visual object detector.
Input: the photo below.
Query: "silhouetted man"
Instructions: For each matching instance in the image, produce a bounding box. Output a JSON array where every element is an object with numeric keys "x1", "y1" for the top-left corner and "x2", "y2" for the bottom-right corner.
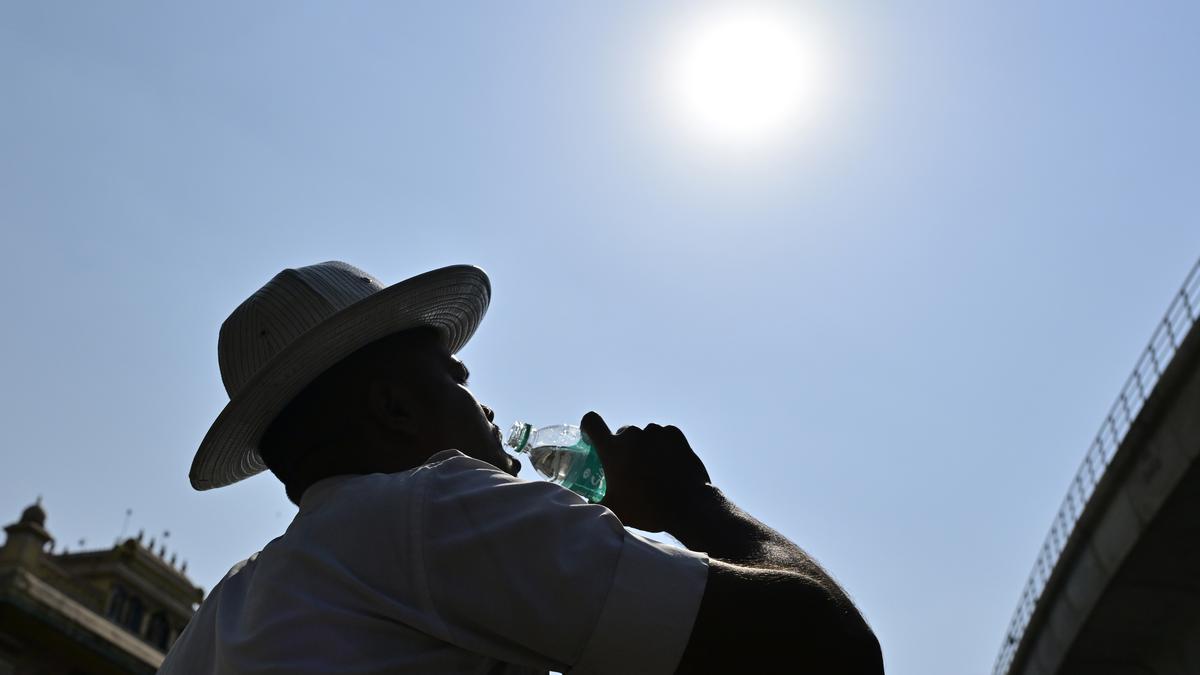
[{"x1": 162, "y1": 262, "x2": 882, "y2": 674}]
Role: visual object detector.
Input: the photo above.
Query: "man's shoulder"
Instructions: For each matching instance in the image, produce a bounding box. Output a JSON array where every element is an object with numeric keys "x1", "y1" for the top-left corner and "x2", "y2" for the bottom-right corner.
[
  {"x1": 415, "y1": 449, "x2": 523, "y2": 488},
  {"x1": 302, "y1": 451, "x2": 517, "y2": 512},
  {"x1": 420, "y1": 448, "x2": 499, "y2": 472}
]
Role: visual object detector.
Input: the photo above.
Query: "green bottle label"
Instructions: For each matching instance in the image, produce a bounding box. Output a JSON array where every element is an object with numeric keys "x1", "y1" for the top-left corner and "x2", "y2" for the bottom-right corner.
[{"x1": 562, "y1": 438, "x2": 607, "y2": 504}]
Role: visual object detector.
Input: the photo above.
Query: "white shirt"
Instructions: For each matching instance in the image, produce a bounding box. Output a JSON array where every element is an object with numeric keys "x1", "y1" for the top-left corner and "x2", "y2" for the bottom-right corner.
[{"x1": 160, "y1": 450, "x2": 709, "y2": 674}]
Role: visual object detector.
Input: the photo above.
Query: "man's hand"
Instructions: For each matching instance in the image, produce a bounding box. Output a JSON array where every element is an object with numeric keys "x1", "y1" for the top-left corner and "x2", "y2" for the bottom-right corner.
[{"x1": 580, "y1": 411, "x2": 712, "y2": 532}]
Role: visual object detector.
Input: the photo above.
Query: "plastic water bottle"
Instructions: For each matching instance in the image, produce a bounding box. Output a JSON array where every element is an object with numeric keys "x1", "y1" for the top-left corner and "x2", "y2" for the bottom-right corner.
[{"x1": 506, "y1": 422, "x2": 607, "y2": 504}]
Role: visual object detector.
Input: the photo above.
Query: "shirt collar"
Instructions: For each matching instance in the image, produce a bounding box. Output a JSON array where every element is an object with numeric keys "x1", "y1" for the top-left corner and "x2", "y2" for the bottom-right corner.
[{"x1": 298, "y1": 474, "x2": 355, "y2": 513}]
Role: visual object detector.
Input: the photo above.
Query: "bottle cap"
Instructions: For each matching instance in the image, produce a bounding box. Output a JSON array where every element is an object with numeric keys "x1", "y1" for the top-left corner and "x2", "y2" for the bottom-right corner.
[{"x1": 506, "y1": 422, "x2": 532, "y2": 453}]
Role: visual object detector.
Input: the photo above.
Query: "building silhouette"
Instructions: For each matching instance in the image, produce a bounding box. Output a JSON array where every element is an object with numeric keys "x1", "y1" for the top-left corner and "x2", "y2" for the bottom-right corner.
[{"x1": 0, "y1": 500, "x2": 202, "y2": 674}]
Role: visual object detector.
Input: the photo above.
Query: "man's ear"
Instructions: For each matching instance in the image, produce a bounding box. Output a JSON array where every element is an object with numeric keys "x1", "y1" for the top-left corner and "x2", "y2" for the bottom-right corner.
[{"x1": 366, "y1": 377, "x2": 420, "y2": 434}]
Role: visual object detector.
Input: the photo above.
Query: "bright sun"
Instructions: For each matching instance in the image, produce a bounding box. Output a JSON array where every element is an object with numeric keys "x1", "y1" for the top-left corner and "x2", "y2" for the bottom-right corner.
[{"x1": 662, "y1": 5, "x2": 829, "y2": 151}]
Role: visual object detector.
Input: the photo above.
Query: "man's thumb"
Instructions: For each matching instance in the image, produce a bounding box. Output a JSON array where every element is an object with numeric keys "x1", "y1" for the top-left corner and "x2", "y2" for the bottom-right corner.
[{"x1": 580, "y1": 411, "x2": 612, "y2": 448}]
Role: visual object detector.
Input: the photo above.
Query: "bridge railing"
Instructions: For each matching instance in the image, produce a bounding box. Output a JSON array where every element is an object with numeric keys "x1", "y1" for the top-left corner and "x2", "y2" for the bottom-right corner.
[{"x1": 993, "y1": 256, "x2": 1200, "y2": 675}]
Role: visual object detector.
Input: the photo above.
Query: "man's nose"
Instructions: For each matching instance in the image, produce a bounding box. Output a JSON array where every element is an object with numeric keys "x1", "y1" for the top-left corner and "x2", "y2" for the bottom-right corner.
[{"x1": 482, "y1": 404, "x2": 495, "y2": 423}]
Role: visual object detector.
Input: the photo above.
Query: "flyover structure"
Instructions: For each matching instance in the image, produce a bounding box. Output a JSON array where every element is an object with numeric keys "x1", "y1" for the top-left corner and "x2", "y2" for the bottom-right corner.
[{"x1": 995, "y1": 257, "x2": 1200, "y2": 675}]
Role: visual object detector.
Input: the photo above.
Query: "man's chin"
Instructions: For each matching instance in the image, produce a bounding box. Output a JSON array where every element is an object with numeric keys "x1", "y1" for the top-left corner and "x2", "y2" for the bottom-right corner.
[
  {"x1": 466, "y1": 446, "x2": 519, "y2": 476},
  {"x1": 504, "y1": 455, "x2": 522, "y2": 476}
]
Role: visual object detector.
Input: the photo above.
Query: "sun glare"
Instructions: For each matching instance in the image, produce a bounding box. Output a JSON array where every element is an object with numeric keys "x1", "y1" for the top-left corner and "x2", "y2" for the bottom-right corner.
[{"x1": 662, "y1": 5, "x2": 830, "y2": 152}]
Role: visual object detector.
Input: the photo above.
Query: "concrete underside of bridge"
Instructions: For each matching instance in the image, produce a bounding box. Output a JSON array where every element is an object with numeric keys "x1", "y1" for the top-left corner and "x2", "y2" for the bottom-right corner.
[
  {"x1": 1012, "y1": 321, "x2": 1200, "y2": 675},
  {"x1": 1058, "y1": 439, "x2": 1200, "y2": 673}
]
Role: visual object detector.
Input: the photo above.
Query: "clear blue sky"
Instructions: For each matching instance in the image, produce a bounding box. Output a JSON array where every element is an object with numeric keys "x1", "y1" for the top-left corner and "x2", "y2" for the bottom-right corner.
[{"x1": 1, "y1": 2, "x2": 1197, "y2": 674}]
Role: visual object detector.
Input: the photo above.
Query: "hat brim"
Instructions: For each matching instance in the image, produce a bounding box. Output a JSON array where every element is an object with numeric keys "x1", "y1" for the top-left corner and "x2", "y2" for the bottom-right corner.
[{"x1": 190, "y1": 265, "x2": 491, "y2": 490}]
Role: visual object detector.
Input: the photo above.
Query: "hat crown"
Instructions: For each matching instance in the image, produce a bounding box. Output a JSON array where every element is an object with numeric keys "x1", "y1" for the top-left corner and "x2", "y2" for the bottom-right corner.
[{"x1": 217, "y1": 261, "x2": 383, "y2": 398}]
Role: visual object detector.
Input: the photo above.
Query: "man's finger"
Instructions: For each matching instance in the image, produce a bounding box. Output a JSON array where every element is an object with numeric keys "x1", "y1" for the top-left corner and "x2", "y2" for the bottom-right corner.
[
  {"x1": 664, "y1": 425, "x2": 688, "y2": 445},
  {"x1": 580, "y1": 411, "x2": 612, "y2": 447}
]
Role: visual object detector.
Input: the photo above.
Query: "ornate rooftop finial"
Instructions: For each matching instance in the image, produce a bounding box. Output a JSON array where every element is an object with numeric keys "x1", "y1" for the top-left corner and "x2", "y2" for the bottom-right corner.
[{"x1": 19, "y1": 498, "x2": 47, "y2": 527}]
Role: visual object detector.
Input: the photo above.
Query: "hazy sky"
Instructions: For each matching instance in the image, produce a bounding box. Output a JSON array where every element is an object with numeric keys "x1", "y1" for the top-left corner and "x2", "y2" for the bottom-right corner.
[{"x1": 2, "y1": 2, "x2": 1198, "y2": 674}]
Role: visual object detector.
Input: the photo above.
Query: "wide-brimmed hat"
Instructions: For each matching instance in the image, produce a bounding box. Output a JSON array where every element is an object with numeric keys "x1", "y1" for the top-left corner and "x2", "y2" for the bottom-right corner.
[{"x1": 190, "y1": 261, "x2": 490, "y2": 490}]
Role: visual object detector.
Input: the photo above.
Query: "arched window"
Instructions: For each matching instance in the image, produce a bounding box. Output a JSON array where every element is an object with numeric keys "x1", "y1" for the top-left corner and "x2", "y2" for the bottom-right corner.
[
  {"x1": 106, "y1": 586, "x2": 127, "y2": 622},
  {"x1": 146, "y1": 612, "x2": 170, "y2": 650},
  {"x1": 124, "y1": 596, "x2": 143, "y2": 634}
]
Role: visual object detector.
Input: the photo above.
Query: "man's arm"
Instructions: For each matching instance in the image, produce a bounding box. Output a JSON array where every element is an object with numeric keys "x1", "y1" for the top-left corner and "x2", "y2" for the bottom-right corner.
[
  {"x1": 669, "y1": 482, "x2": 835, "y2": 575},
  {"x1": 581, "y1": 412, "x2": 883, "y2": 674},
  {"x1": 678, "y1": 561, "x2": 881, "y2": 674},
  {"x1": 670, "y1": 489, "x2": 882, "y2": 674}
]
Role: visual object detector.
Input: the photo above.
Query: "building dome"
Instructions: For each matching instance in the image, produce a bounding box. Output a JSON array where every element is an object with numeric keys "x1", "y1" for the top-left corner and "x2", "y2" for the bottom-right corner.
[{"x1": 19, "y1": 499, "x2": 46, "y2": 527}]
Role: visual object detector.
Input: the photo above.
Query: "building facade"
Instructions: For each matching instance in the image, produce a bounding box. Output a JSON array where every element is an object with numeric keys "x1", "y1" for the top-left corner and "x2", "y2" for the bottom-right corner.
[{"x1": 0, "y1": 500, "x2": 203, "y2": 674}]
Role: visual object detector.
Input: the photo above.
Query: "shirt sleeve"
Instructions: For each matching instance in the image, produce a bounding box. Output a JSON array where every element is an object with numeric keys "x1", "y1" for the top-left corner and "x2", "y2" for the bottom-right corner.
[{"x1": 412, "y1": 451, "x2": 708, "y2": 674}]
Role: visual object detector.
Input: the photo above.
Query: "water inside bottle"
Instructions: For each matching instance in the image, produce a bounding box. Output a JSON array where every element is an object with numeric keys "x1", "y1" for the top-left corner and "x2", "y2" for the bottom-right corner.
[
  {"x1": 527, "y1": 445, "x2": 581, "y2": 483},
  {"x1": 526, "y1": 444, "x2": 607, "y2": 504}
]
